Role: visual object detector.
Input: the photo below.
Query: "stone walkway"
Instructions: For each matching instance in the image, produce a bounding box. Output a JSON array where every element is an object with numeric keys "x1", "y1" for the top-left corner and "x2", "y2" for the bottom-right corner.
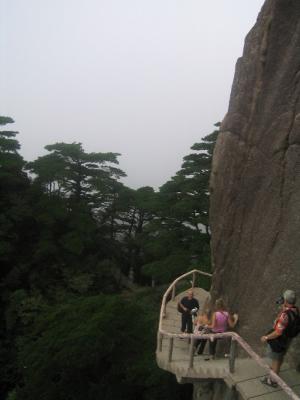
[{"x1": 156, "y1": 287, "x2": 300, "y2": 399}]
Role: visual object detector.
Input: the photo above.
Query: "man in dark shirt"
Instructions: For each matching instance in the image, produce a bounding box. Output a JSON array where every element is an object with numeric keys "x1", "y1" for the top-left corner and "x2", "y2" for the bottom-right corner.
[{"x1": 178, "y1": 289, "x2": 199, "y2": 333}]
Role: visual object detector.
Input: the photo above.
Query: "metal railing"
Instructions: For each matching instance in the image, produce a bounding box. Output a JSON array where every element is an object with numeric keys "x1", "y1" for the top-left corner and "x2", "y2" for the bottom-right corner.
[{"x1": 157, "y1": 269, "x2": 300, "y2": 400}]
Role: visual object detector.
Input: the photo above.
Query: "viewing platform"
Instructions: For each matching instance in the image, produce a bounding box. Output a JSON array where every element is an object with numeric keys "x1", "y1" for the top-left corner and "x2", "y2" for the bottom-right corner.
[{"x1": 156, "y1": 270, "x2": 300, "y2": 400}]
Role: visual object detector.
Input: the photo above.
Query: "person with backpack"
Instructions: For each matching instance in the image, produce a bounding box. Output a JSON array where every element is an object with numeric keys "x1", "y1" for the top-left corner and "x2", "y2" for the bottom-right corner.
[
  {"x1": 260, "y1": 289, "x2": 300, "y2": 388},
  {"x1": 178, "y1": 289, "x2": 199, "y2": 334}
]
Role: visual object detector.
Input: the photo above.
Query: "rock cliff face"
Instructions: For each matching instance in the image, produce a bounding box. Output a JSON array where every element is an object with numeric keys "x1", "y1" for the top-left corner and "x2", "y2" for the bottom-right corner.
[{"x1": 210, "y1": 0, "x2": 300, "y2": 367}]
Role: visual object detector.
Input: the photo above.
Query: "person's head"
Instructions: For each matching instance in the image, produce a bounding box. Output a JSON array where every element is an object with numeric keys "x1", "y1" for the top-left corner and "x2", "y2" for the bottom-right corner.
[
  {"x1": 283, "y1": 289, "x2": 296, "y2": 306},
  {"x1": 215, "y1": 298, "x2": 226, "y2": 311},
  {"x1": 187, "y1": 289, "x2": 194, "y2": 299}
]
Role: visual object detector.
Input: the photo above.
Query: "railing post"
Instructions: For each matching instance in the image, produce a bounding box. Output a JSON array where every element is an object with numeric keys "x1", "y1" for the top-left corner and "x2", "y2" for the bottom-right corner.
[
  {"x1": 168, "y1": 337, "x2": 174, "y2": 362},
  {"x1": 188, "y1": 336, "x2": 195, "y2": 368},
  {"x1": 229, "y1": 337, "x2": 237, "y2": 373},
  {"x1": 192, "y1": 272, "x2": 196, "y2": 288},
  {"x1": 157, "y1": 332, "x2": 163, "y2": 352},
  {"x1": 172, "y1": 284, "x2": 176, "y2": 300}
]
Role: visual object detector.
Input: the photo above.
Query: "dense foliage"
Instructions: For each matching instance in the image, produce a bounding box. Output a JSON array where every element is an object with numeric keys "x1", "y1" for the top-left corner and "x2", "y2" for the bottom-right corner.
[{"x1": 0, "y1": 116, "x2": 219, "y2": 400}]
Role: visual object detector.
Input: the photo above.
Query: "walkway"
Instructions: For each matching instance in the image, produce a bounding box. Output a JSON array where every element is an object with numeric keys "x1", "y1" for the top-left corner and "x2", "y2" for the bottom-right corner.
[{"x1": 156, "y1": 271, "x2": 300, "y2": 400}]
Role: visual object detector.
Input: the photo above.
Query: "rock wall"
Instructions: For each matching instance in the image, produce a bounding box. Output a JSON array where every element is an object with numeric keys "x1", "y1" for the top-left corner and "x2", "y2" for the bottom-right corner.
[{"x1": 210, "y1": 0, "x2": 300, "y2": 367}]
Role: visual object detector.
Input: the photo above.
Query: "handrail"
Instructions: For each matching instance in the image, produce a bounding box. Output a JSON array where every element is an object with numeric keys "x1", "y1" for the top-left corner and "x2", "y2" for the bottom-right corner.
[
  {"x1": 158, "y1": 269, "x2": 212, "y2": 329},
  {"x1": 157, "y1": 270, "x2": 300, "y2": 400}
]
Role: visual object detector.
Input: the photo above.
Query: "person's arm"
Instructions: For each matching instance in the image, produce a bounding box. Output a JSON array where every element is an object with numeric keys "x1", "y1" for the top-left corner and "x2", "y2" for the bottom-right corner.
[
  {"x1": 228, "y1": 313, "x2": 238, "y2": 328},
  {"x1": 228, "y1": 314, "x2": 234, "y2": 328},
  {"x1": 207, "y1": 312, "x2": 216, "y2": 329},
  {"x1": 178, "y1": 301, "x2": 188, "y2": 313},
  {"x1": 261, "y1": 310, "x2": 287, "y2": 343},
  {"x1": 261, "y1": 330, "x2": 281, "y2": 343}
]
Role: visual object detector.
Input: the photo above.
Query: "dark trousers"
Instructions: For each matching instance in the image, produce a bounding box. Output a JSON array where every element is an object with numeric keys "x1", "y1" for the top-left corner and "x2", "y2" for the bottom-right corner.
[
  {"x1": 181, "y1": 312, "x2": 193, "y2": 333},
  {"x1": 209, "y1": 339, "x2": 218, "y2": 355},
  {"x1": 195, "y1": 338, "x2": 218, "y2": 355},
  {"x1": 195, "y1": 339, "x2": 207, "y2": 354}
]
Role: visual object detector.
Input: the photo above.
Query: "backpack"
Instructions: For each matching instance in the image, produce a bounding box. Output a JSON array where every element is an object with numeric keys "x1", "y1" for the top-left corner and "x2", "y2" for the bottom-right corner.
[{"x1": 284, "y1": 308, "x2": 300, "y2": 338}]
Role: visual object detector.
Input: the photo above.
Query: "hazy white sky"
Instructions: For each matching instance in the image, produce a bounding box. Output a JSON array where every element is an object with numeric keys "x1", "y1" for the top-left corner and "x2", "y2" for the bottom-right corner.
[{"x1": 0, "y1": 0, "x2": 265, "y2": 189}]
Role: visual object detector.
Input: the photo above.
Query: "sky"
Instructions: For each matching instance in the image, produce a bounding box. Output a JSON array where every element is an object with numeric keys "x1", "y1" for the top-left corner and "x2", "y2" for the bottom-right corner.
[{"x1": 0, "y1": 0, "x2": 265, "y2": 189}]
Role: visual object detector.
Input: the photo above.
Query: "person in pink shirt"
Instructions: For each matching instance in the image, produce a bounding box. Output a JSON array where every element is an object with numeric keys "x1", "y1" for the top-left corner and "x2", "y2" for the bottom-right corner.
[{"x1": 206, "y1": 298, "x2": 236, "y2": 359}]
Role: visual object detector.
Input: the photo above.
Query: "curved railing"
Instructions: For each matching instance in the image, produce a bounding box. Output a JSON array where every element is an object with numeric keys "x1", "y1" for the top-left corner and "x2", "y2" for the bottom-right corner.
[
  {"x1": 159, "y1": 269, "x2": 212, "y2": 320},
  {"x1": 157, "y1": 270, "x2": 300, "y2": 400}
]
